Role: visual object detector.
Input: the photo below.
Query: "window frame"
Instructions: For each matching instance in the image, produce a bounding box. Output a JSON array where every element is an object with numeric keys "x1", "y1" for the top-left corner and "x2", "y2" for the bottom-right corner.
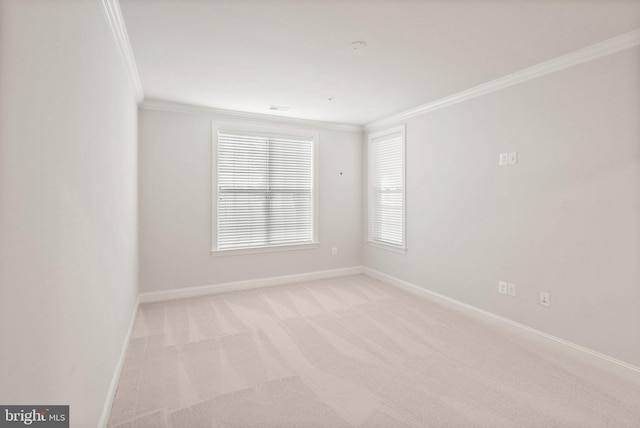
[
  {"x1": 211, "y1": 122, "x2": 319, "y2": 256},
  {"x1": 367, "y1": 124, "x2": 407, "y2": 254}
]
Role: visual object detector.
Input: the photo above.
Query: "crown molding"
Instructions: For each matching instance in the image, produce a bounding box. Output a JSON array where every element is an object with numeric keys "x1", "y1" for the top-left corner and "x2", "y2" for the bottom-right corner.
[
  {"x1": 101, "y1": 0, "x2": 144, "y2": 104},
  {"x1": 140, "y1": 99, "x2": 363, "y2": 133},
  {"x1": 365, "y1": 28, "x2": 640, "y2": 132}
]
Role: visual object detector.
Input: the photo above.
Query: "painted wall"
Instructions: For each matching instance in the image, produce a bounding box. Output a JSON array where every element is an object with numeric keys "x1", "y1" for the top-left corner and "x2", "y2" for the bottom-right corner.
[
  {"x1": 0, "y1": 1, "x2": 139, "y2": 426},
  {"x1": 138, "y1": 109, "x2": 362, "y2": 292},
  {"x1": 364, "y1": 46, "x2": 640, "y2": 367}
]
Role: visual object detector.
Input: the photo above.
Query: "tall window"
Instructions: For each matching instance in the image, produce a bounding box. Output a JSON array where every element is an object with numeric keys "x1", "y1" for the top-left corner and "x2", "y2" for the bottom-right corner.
[
  {"x1": 368, "y1": 125, "x2": 406, "y2": 252},
  {"x1": 214, "y1": 126, "x2": 317, "y2": 252}
]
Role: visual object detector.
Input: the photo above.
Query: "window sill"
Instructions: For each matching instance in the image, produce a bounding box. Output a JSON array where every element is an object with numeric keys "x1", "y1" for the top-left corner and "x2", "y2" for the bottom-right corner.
[
  {"x1": 366, "y1": 240, "x2": 407, "y2": 254},
  {"x1": 211, "y1": 242, "x2": 319, "y2": 257}
]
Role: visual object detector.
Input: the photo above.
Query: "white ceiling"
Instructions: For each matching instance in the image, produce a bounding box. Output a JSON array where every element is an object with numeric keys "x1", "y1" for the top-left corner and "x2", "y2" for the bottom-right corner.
[{"x1": 120, "y1": 0, "x2": 640, "y2": 125}]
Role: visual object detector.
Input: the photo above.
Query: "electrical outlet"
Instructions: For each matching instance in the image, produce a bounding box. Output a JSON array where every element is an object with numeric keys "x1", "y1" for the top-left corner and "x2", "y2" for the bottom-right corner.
[
  {"x1": 539, "y1": 292, "x2": 550, "y2": 307},
  {"x1": 331, "y1": 247, "x2": 338, "y2": 256},
  {"x1": 507, "y1": 283, "x2": 516, "y2": 296},
  {"x1": 508, "y1": 152, "x2": 518, "y2": 164},
  {"x1": 499, "y1": 153, "x2": 509, "y2": 166},
  {"x1": 498, "y1": 281, "x2": 508, "y2": 294}
]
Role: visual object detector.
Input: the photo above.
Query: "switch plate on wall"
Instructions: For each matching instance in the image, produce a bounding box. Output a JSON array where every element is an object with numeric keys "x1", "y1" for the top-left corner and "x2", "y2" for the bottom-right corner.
[
  {"x1": 498, "y1": 281, "x2": 508, "y2": 294},
  {"x1": 331, "y1": 247, "x2": 338, "y2": 256},
  {"x1": 499, "y1": 153, "x2": 509, "y2": 165},
  {"x1": 507, "y1": 283, "x2": 516, "y2": 296},
  {"x1": 508, "y1": 152, "x2": 518, "y2": 164}
]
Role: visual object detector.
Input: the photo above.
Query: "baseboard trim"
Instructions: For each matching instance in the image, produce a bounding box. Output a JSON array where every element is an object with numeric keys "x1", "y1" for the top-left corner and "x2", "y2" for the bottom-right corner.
[
  {"x1": 103, "y1": 265, "x2": 639, "y2": 425},
  {"x1": 363, "y1": 267, "x2": 640, "y2": 383},
  {"x1": 139, "y1": 266, "x2": 365, "y2": 303},
  {"x1": 98, "y1": 295, "x2": 140, "y2": 428}
]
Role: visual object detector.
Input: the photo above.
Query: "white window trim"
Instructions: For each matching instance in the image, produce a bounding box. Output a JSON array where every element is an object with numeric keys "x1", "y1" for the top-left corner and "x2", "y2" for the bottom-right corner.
[
  {"x1": 367, "y1": 124, "x2": 407, "y2": 253},
  {"x1": 211, "y1": 122, "x2": 319, "y2": 255},
  {"x1": 211, "y1": 242, "x2": 320, "y2": 257}
]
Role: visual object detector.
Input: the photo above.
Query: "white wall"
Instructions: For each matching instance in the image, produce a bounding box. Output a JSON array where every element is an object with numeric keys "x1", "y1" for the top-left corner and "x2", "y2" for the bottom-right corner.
[
  {"x1": 139, "y1": 108, "x2": 362, "y2": 292},
  {"x1": 364, "y1": 46, "x2": 640, "y2": 367},
  {"x1": 0, "y1": 1, "x2": 139, "y2": 426}
]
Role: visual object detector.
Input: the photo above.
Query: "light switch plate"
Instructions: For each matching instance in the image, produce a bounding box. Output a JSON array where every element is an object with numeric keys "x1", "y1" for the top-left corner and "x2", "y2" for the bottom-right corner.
[
  {"x1": 508, "y1": 152, "x2": 518, "y2": 164},
  {"x1": 498, "y1": 281, "x2": 508, "y2": 294}
]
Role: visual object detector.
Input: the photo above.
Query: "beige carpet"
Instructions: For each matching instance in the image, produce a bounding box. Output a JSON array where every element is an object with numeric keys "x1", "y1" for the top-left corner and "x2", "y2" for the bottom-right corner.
[{"x1": 108, "y1": 275, "x2": 640, "y2": 427}]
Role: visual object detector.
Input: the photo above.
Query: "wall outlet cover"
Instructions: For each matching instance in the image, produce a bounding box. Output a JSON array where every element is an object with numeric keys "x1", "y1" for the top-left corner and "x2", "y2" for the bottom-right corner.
[{"x1": 539, "y1": 292, "x2": 550, "y2": 307}]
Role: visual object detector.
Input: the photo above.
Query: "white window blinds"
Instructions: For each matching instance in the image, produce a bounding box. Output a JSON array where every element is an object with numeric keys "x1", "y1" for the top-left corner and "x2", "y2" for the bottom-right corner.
[
  {"x1": 216, "y1": 129, "x2": 315, "y2": 251},
  {"x1": 369, "y1": 126, "x2": 406, "y2": 250}
]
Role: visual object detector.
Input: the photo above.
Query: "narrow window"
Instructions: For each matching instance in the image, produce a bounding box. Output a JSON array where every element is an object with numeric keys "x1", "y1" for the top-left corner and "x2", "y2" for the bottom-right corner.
[{"x1": 368, "y1": 125, "x2": 406, "y2": 252}]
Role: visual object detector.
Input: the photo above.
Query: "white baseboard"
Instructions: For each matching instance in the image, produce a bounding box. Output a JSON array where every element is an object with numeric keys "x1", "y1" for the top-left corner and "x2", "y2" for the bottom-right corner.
[
  {"x1": 98, "y1": 295, "x2": 140, "y2": 428},
  {"x1": 363, "y1": 267, "x2": 640, "y2": 384},
  {"x1": 139, "y1": 266, "x2": 364, "y2": 303},
  {"x1": 100, "y1": 266, "x2": 362, "y2": 425},
  {"x1": 102, "y1": 265, "x2": 639, "y2": 426}
]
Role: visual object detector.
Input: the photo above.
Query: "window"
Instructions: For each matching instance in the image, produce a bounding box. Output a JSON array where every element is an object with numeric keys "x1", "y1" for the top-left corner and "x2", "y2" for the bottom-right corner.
[
  {"x1": 368, "y1": 125, "x2": 406, "y2": 252},
  {"x1": 213, "y1": 125, "x2": 317, "y2": 253}
]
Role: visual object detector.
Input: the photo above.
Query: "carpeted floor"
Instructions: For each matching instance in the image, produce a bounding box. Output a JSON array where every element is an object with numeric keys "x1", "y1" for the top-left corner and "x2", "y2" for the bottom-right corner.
[{"x1": 108, "y1": 275, "x2": 640, "y2": 427}]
